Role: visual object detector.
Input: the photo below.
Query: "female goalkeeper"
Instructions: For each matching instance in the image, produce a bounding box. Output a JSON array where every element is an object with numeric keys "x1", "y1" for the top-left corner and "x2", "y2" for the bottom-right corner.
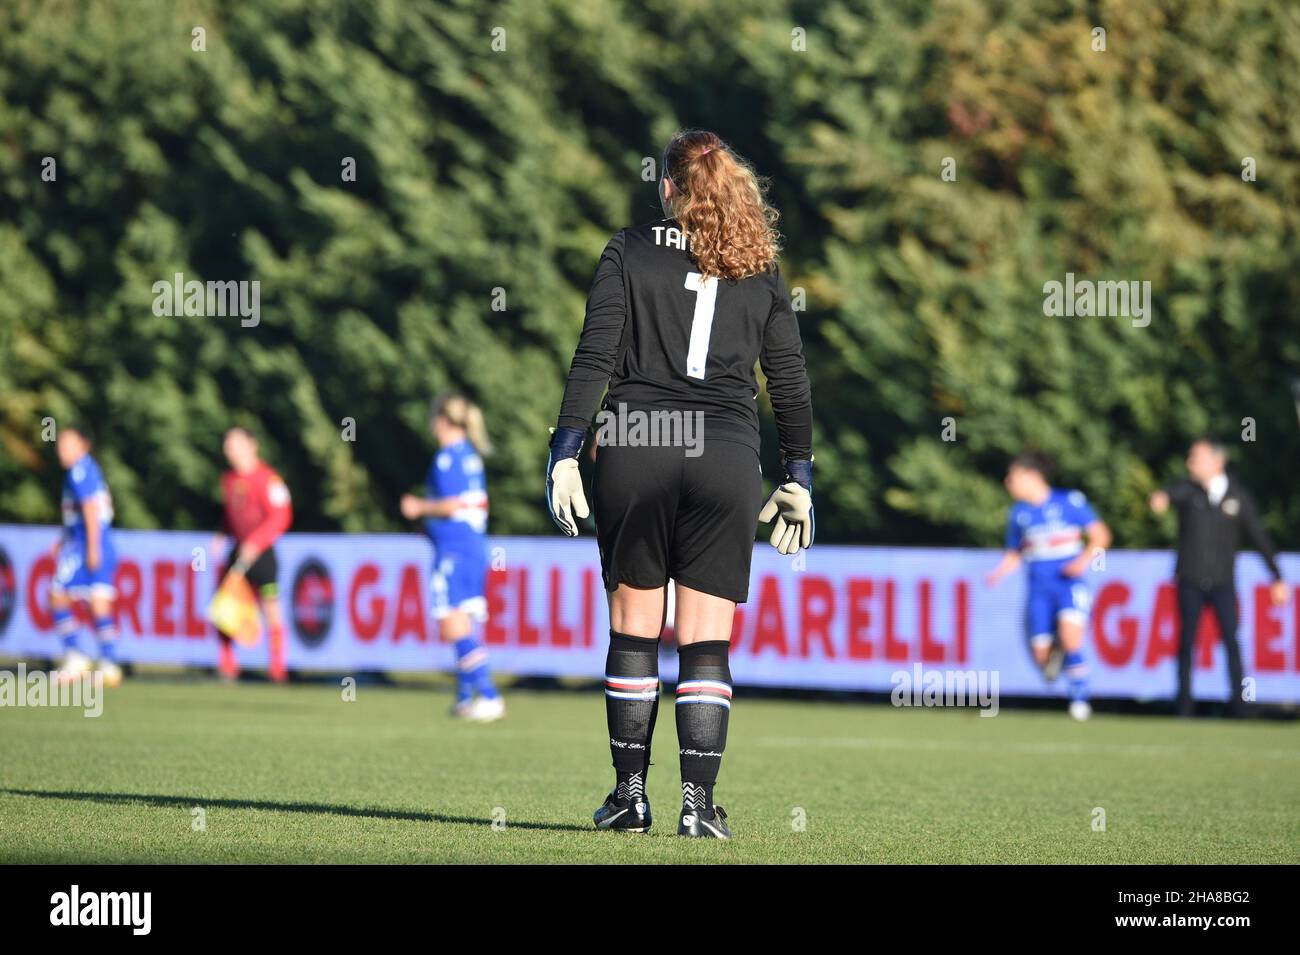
[{"x1": 546, "y1": 130, "x2": 814, "y2": 839}]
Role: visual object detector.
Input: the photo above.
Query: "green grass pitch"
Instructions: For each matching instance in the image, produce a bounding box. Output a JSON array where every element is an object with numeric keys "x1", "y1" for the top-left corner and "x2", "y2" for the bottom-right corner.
[{"x1": 1, "y1": 678, "x2": 1297, "y2": 863}]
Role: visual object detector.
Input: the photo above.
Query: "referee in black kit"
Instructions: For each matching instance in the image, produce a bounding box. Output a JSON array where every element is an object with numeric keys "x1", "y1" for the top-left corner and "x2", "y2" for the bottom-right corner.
[{"x1": 1149, "y1": 438, "x2": 1289, "y2": 717}]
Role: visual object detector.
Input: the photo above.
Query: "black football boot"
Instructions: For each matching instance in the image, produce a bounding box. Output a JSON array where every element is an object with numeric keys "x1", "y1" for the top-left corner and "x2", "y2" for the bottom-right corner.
[
  {"x1": 677, "y1": 804, "x2": 730, "y2": 840},
  {"x1": 593, "y1": 790, "x2": 652, "y2": 833}
]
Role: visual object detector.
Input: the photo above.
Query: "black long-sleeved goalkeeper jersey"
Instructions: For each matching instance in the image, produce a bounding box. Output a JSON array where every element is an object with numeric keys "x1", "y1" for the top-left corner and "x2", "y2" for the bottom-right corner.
[{"x1": 555, "y1": 220, "x2": 812, "y2": 459}]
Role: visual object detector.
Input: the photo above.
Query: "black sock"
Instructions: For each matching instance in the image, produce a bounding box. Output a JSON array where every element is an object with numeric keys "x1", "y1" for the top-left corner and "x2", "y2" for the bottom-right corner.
[
  {"x1": 675, "y1": 640, "x2": 732, "y2": 812},
  {"x1": 604, "y1": 630, "x2": 660, "y2": 803}
]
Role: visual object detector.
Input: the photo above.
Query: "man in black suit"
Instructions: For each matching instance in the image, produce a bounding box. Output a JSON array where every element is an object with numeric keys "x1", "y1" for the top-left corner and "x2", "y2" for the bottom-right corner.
[{"x1": 1149, "y1": 438, "x2": 1288, "y2": 716}]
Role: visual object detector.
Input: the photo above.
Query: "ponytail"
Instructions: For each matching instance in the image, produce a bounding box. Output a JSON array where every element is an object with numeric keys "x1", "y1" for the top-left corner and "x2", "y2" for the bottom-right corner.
[
  {"x1": 662, "y1": 129, "x2": 781, "y2": 281},
  {"x1": 431, "y1": 393, "x2": 493, "y2": 455}
]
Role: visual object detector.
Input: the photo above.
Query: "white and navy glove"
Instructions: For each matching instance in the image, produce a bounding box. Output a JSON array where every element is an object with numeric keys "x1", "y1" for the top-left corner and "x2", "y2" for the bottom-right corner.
[
  {"x1": 758, "y1": 459, "x2": 814, "y2": 555},
  {"x1": 546, "y1": 427, "x2": 589, "y2": 537}
]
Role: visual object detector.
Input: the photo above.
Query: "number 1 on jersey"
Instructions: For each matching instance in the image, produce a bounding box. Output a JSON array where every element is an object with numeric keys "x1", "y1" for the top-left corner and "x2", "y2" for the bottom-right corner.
[{"x1": 684, "y1": 271, "x2": 718, "y2": 379}]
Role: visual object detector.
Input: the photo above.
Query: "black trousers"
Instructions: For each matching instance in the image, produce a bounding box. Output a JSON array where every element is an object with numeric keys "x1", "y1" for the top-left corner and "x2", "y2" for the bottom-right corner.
[{"x1": 1175, "y1": 578, "x2": 1242, "y2": 714}]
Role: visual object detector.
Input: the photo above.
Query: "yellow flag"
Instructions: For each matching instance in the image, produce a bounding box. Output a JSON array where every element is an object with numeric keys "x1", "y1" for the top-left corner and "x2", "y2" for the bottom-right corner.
[{"x1": 208, "y1": 572, "x2": 263, "y2": 647}]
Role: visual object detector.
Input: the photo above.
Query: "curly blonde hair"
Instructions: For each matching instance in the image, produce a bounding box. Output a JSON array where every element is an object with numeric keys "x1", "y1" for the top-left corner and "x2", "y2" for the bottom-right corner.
[{"x1": 662, "y1": 130, "x2": 781, "y2": 281}]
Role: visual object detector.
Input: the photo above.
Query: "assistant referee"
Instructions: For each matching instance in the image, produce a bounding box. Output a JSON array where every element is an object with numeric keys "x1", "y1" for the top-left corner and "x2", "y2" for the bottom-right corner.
[{"x1": 1149, "y1": 438, "x2": 1288, "y2": 717}]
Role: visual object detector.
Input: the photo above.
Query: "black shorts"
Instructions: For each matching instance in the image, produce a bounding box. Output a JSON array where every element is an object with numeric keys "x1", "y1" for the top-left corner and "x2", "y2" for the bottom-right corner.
[
  {"x1": 223, "y1": 546, "x2": 279, "y2": 598},
  {"x1": 593, "y1": 438, "x2": 764, "y2": 603}
]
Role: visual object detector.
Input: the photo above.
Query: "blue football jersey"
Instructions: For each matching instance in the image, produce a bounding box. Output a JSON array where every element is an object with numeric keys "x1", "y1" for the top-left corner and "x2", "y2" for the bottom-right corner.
[
  {"x1": 423, "y1": 439, "x2": 488, "y2": 558},
  {"x1": 62, "y1": 454, "x2": 115, "y2": 552},
  {"x1": 1004, "y1": 488, "x2": 1097, "y2": 584}
]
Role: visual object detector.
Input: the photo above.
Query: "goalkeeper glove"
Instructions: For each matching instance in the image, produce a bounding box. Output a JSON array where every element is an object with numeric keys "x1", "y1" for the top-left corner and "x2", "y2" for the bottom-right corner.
[
  {"x1": 758, "y1": 458, "x2": 814, "y2": 555},
  {"x1": 546, "y1": 427, "x2": 589, "y2": 537}
]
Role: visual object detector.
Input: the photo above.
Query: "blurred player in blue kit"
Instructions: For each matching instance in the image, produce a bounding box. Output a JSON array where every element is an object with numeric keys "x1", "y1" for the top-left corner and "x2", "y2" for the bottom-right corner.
[
  {"x1": 986, "y1": 453, "x2": 1112, "y2": 720},
  {"x1": 49, "y1": 424, "x2": 123, "y2": 687},
  {"x1": 401, "y1": 394, "x2": 504, "y2": 722}
]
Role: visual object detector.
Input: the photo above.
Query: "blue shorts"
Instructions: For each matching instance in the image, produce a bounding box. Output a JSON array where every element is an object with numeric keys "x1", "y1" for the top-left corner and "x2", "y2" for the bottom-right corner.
[
  {"x1": 429, "y1": 552, "x2": 487, "y2": 622},
  {"x1": 51, "y1": 544, "x2": 118, "y2": 600},
  {"x1": 1025, "y1": 576, "x2": 1090, "y2": 646}
]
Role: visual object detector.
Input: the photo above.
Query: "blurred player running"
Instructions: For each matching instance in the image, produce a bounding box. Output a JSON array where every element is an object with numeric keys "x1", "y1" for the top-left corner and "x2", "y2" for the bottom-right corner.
[
  {"x1": 50, "y1": 424, "x2": 122, "y2": 687},
  {"x1": 213, "y1": 427, "x2": 293, "y2": 682},
  {"x1": 401, "y1": 395, "x2": 504, "y2": 723},
  {"x1": 546, "y1": 130, "x2": 814, "y2": 838},
  {"x1": 985, "y1": 453, "x2": 1112, "y2": 721}
]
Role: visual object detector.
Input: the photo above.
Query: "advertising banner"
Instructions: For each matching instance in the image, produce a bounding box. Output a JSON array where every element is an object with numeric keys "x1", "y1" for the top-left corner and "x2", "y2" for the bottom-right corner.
[{"x1": 0, "y1": 525, "x2": 1296, "y2": 702}]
